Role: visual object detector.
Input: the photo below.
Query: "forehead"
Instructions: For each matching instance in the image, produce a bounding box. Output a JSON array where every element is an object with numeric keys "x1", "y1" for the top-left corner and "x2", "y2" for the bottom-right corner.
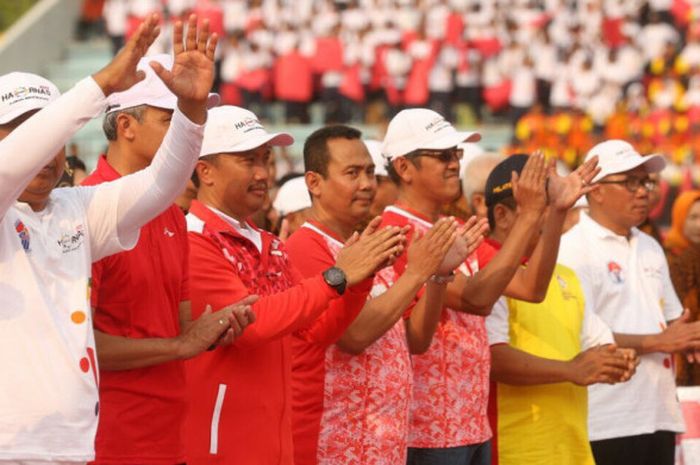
[{"x1": 327, "y1": 138, "x2": 373, "y2": 167}]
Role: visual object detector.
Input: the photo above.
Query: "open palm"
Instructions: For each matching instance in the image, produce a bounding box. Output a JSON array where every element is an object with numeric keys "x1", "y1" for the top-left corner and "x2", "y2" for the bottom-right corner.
[
  {"x1": 151, "y1": 14, "x2": 218, "y2": 103},
  {"x1": 547, "y1": 156, "x2": 600, "y2": 211}
]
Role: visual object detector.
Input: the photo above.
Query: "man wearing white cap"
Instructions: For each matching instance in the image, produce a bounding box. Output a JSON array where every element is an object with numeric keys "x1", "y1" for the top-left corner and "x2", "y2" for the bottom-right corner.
[
  {"x1": 184, "y1": 107, "x2": 403, "y2": 465},
  {"x1": 272, "y1": 175, "x2": 312, "y2": 238},
  {"x1": 82, "y1": 51, "x2": 255, "y2": 464},
  {"x1": 558, "y1": 140, "x2": 700, "y2": 465},
  {"x1": 381, "y1": 109, "x2": 592, "y2": 465},
  {"x1": 0, "y1": 14, "x2": 216, "y2": 465},
  {"x1": 364, "y1": 139, "x2": 399, "y2": 219}
]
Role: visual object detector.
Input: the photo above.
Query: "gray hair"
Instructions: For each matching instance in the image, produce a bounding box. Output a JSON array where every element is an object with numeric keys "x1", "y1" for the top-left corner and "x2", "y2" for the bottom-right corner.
[
  {"x1": 102, "y1": 105, "x2": 147, "y2": 141},
  {"x1": 461, "y1": 153, "x2": 505, "y2": 203}
]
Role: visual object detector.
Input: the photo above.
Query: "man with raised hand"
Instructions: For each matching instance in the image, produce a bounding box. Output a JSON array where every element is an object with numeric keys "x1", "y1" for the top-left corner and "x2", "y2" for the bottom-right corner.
[
  {"x1": 286, "y1": 125, "x2": 483, "y2": 465},
  {"x1": 558, "y1": 140, "x2": 699, "y2": 465},
  {"x1": 82, "y1": 48, "x2": 256, "y2": 464},
  {"x1": 185, "y1": 108, "x2": 405, "y2": 465},
  {"x1": 0, "y1": 13, "x2": 215, "y2": 465},
  {"x1": 483, "y1": 154, "x2": 637, "y2": 465},
  {"x1": 381, "y1": 109, "x2": 597, "y2": 465}
]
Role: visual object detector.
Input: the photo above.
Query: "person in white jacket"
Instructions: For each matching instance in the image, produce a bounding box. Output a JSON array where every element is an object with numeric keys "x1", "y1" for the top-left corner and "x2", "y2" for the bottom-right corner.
[{"x1": 0, "y1": 13, "x2": 218, "y2": 464}]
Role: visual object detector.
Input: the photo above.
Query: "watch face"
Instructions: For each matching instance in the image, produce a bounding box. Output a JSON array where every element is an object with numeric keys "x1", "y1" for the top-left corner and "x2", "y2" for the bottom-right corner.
[{"x1": 325, "y1": 267, "x2": 345, "y2": 286}]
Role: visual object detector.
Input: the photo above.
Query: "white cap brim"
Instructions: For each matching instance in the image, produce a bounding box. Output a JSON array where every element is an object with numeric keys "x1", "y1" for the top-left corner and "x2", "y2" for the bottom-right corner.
[
  {"x1": 391, "y1": 131, "x2": 481, "y2": 159},
  {"x1": 107, "y1": 92, "x2": 220, "y2": 114},
  {"x1": 593, "y1": 153, "x2": 666, "y2": 182}
]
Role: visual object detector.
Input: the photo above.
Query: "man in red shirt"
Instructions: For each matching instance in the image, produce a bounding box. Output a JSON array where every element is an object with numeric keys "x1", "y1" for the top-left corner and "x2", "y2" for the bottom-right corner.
[
  {"x1": 83, "y1": 27, "x2": 257, "y2": 465},
  {"x1": 185, "y1": 106, "x2": 405, "y2": 465},
  {"x1": 286, "y1": 125, "x2": 485, "y2": 465},
  {"x1": 380, "y1": 109, "x2": 600, "y2": 465}
]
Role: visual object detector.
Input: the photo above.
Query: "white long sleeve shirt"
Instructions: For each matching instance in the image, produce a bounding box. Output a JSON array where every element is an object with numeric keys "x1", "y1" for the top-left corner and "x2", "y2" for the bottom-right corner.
[{"x1": 0, "y1": 76, "x2": 204, "y2": 461}]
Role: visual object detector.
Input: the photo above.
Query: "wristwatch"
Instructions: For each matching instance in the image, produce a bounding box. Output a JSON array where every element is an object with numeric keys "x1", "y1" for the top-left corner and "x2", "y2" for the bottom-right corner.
[
  {"x1": 323, "y1": 267, "x2": 347, "y2": 295},
  {"x1": 430, "y1": 271, "x2": 456, "y2": 284}
]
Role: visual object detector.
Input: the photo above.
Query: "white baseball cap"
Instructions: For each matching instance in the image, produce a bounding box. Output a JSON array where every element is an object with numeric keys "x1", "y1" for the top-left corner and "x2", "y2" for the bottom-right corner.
[
  {"x1": 0, "y1": 72, "x2": 60, "y2": 124},
  {"x1": 382, "y1": 108, "x2": 481, "y2": 161},
  {"x1": 105, "y1": 54, "x2": 219, "y2": 113},
  {"x1": 200, "y1": 105, "x2": 294, "y2": 157},
  {"x1": 273, "y1": 176, "x2": 312, "y2": 215},
  {"x1": 585, "y1": 139, "x2": 666, "y2": 183},
  {"x1": 364, "y1": 139, "x2": 388, "y2": 177}
]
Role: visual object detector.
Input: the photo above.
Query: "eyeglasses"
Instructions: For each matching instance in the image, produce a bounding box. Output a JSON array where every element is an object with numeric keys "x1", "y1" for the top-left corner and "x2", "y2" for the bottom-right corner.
[
  {"x1": 597, "y1": 176, "x2": 658, "y2": 193},
  {"x1": 409, "y1": 147, "x2": 464, "y2": 163}
]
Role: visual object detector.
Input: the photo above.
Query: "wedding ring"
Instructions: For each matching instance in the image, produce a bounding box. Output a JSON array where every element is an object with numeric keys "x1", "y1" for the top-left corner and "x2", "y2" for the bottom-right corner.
[{"x1": 218, "y1": 318, "x2": 225, "y2": 325}]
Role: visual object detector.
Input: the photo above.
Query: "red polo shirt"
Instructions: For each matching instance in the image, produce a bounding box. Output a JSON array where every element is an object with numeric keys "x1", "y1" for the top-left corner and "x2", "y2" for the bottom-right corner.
[{"x1": 82, "y1": 155, "x2": 189, "y2": 465}]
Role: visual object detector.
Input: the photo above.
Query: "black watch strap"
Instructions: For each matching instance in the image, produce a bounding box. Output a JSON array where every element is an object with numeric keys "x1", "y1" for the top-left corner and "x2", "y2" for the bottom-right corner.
[{"x1": 322, "y1": 266, "x2": 347, "y2": 295}]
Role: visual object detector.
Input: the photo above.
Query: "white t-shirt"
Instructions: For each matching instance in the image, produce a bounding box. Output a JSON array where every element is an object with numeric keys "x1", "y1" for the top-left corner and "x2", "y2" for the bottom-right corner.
[
  {"x1": 0, "y1": 78, "x2": 204, "y2": 461},
  {"x1": 558, "y1": 212, "x2": 685, "y2": 441}
]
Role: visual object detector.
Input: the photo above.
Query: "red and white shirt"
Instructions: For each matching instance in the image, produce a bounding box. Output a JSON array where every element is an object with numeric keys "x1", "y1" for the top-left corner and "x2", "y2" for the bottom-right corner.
[
  {"x1": 185, "y1": 201, "x2": 343, "y2": 465},
  {"x1": 382, "y1": 205, "x2": 492, "y2": 448},
  {"x1": 287, "y1": 221, "x2": 413, "y2": 465}
]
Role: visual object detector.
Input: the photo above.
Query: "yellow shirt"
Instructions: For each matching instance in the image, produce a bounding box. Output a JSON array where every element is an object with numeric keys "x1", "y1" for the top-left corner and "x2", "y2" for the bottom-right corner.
[{"x1": 494, "y1": 264, "x2": 595, "y2": 465}]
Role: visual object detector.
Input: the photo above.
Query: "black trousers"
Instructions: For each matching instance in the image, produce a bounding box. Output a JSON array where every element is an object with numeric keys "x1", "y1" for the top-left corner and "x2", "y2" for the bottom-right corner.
[{"x1": 591, "y1": 431, "x2": 676, "y2": 465}]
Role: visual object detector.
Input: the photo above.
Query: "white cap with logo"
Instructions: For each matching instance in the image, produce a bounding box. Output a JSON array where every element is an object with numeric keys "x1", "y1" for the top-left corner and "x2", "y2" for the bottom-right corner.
[
  {"x1": 105, "y1": 54, "x2": 219, "y2": 113},
  {"x1": 585, "y1": 139, "x2": 666, "y2": 183},
  {"x1": 363, "y1": 139, "x2": 388, "y2": 177},
  {"x1": 382, "y1": 108, "x2": 481, "y2": 161},
  {"x1": 0, "y1": 72, "x2": 60, "y2": 124},
  {"x1": 273, "y1": 176, "x2": 312, "y2": 216},
  {"x1": 200, "y1": 105, "x2": 294, "y2": 157}
]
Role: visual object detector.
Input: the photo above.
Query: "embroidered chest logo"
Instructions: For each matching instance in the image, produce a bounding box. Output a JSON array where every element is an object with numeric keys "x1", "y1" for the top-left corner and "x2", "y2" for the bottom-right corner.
[
  {"x1": 14, "y1": 220, "x2": 31, "y2": 252},
  {"x1": 163, "y1": 227, "x2": 175, "y2": 237},
  {"x1": 57, "y1": 224, "x2": 85, "y2": 254},
  {"x1": 607, "y1": 261, "x2": 624, "y2": 284}
]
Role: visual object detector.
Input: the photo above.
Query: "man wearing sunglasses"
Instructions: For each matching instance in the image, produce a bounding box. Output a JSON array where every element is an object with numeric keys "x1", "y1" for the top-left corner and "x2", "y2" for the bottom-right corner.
[
  {"x1": 558, "y1": 139, "x2": 700, "y2": 465},
  {"x1": 380, "y1": 108, "x2": 594, "y2": 465}
]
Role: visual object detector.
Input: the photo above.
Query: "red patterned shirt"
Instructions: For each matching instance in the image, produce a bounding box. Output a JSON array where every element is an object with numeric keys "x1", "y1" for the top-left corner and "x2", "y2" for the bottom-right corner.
[
  {"x1": 382, "y1": 205, "x2": 493, "y2": 448},
  {"x1": 288, "y1": 221, "x2": 413, "y2": 465}
]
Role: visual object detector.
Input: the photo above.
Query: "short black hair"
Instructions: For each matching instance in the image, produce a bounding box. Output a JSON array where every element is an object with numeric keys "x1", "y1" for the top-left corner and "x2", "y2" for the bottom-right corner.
[
  {"x1": 303, "y1": 125, "x2": 362, "y2": 177},
  {"x1": 65, "y1": 155, "x2": 86, "y2": 172},
  {"x1": 191, "y1": 154, "x2": 219, "y2": 188}
]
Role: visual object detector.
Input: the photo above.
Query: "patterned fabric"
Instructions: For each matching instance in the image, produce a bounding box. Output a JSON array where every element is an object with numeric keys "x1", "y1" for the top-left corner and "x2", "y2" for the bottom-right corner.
[
  {"x1": 299, "y1": 223, "x2": 414, "y2": 465},
  {"x1": 382, "y1": 206, "x2": 492, "y2": 448}
]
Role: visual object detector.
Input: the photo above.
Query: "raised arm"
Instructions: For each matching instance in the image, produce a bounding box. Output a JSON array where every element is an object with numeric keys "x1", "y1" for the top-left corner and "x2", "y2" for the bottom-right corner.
[{"x1": 0, "y1": 16, "x2": 160, "y2": 220}]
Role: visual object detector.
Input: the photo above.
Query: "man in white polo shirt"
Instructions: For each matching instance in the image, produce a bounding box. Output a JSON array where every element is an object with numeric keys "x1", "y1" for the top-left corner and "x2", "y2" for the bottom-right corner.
[
  {"x1": 0, "y1": 14, "x2": 217, "y2": 464},
  {"x1": 559, "y1": 139, "x2": 700, "y2": 465}
]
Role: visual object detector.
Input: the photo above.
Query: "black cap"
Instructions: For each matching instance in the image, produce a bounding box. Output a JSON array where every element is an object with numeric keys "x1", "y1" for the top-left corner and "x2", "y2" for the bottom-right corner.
[{"x1": 484, "y1": 154, "x2": 529, "y2": 207}]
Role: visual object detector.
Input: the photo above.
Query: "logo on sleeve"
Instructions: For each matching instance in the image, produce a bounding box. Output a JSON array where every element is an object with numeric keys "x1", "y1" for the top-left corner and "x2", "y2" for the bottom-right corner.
[
  {"x1": 607, "y1": 261, "x2": 624, "y2": 284},
  {"x1": 57, "y1": 224, "x2": 85, "y2": 254},
  {"x1": 14, "y1": 220, "x2": 30, "y2": 252}
]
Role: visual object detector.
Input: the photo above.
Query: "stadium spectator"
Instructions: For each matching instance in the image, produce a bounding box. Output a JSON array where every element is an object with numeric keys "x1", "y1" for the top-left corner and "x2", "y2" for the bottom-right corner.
[
  {"x1": 184, "y1": 106, "x2": 404, "y2": 465},
  {"x1": 665, "y1": 190, "x2": 700, "y2": 386}
]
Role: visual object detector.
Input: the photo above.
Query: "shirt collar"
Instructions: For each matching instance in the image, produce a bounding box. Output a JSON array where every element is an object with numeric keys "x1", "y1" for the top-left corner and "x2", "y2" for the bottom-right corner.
[
  {"x1": 94, "y1": 155, "x2": 122, "y2": 182},
  {"x1": 188, "y1": 200, "x2": 259, "y2": 237}
]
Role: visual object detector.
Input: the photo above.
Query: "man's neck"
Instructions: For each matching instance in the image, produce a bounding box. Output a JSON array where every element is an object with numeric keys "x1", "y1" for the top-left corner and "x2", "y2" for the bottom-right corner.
[
  {"x1": 309, "y1": 205, "x2": 357, "y2": 241},
  {"x1": 197, "y1": 191, "x2": 249, "y2": 223},
  {"x1": 105, "y1": 145, "x2": 149, "y2": 176},
  {"x1": 396, "y1": 188, "x2": 442, "y2": 222},
  {"x1": 587, "y1": 209, "x2": 633, "y2": 238}
]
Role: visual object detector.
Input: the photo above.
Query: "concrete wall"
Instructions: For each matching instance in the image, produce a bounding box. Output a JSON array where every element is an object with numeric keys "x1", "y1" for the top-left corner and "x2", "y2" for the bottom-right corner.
[{"x1": 0, "y1": 0, "x2": 82, "y2": 75}]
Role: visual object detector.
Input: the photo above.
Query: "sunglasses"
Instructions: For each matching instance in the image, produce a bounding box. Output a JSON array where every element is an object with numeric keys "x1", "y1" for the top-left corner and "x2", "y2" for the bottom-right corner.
[
  {"x1": 597, "y1": 176, "x2": 658, "y2": 193},
  {"x1": 409, "y1": 147, "x2": 464, "y2": 163}
]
